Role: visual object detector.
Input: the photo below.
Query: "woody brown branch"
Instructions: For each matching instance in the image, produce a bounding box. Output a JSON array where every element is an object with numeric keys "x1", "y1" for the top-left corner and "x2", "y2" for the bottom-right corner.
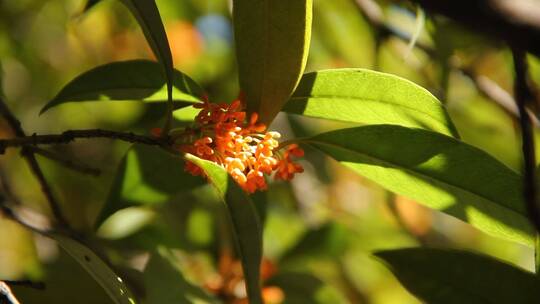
[
  {"x1": 0, "y1": 98, "x2": 70, "y2": 228},
  {"x1": 512, "y1": 47, "x2": 540, "y2": 232},
  {"x1": 0, "y1": 129, "x2": 167, "y2": 153},
  {"x1": 356, "y1": 0, "x2": 540, "y2": 126},
  {"x1": 406, "y1": 0, "x2": 540, "y2": 58}
]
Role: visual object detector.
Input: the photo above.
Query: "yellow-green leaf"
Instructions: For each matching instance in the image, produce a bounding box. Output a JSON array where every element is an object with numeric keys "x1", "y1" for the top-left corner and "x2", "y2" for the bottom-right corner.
[
  {"x1": 233, "y1": 0, "x2": 313, "y2": 124},
  {"x1": 306, "y1": 125, "x2": 533, "y2": 246}
]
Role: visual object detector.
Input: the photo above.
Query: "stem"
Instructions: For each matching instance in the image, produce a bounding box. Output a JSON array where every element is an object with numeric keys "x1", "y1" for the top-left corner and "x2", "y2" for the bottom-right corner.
[
  {"x1": 29, "y1": 146, "x2": 101, "y2": 176},
  {"x1": 512, "y1": 48, "x2": 540, "y2": 232},
  {"x1": 0, "y1": 98, "x2": 70, "y2": 228},
  {"x1": 161, "y1": 82, "x2": 174, "y2": 136},
  {"x1": 536, "y1": 233, "x2": 540, "y2": 274},
  {"x1": 0, "y1": 129, "x2": 166, "y2": 151}
]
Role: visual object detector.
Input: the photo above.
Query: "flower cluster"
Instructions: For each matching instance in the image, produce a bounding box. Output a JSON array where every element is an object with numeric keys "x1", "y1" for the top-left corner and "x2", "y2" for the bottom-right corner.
[{"x1": 178, "y1": 98, "x2": 304, "y2": 193}]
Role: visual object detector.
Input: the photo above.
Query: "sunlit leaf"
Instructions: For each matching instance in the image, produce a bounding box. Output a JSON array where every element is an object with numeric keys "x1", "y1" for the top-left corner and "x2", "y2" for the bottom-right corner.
[
  {"x1": 51, "y1": 234, "x2": 136, "y2": 304},
  {"x1": 375, "y1": 248, "x2": 540, "y2": 303},
  {"x1": 306, "y1": 125, "x2": 533, "y2": 246},
  {"x1": 185, "y1": 154, "x2": 263, "y2": 304},
  {"x1": 42, "y1": 60, "x2": 203, "y2": 113},
  {"x1": 144, "y1": 249, "x2": 219, "y2": 304},
  {"x1": 233, "y1": 0, "x2": 313, "y2": 124},
  {"x1": 283, "y1": 69, "x2": 458, "y2": 137},
  {"x1": 97, "y1": 207, "x2": 156, "y2": 240},
  {"x1": 96, "y1": 145, "x2": 204, "y2": 228}
]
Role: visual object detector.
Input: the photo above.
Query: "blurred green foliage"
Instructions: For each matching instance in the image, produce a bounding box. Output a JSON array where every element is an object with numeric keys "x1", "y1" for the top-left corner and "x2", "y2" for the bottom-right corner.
[{"x1": 0, "y1": 0, "x2": 536, "y2": 303}]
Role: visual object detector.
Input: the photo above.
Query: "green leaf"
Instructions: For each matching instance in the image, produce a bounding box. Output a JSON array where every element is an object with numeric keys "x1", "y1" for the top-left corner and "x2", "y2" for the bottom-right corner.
[
  {"x1": 305, "y1": 125, "x2": 534, "y2": 246},
  {"x1": 267, "y1": 272, "x2": 348, "y2": 304},
  {"x1": 144, "y1": 249, "x2": 219, "y2": 304},
  {"x1": 185, "y1": 154, "x2": 263, "y2": 304},
  {"x1": 233, "y1": 0, "x2": 313, "y2": 125},
  {"x1": 283, "y1": 69, "x2": 458, "y2": 137},
  {"x1": 281, "y1": 223, "x2": 350, "y2": 261},
  {"x1": 42, "y1": 60, "x2": 203, "y2": 114},
  {"x1": 83, "y1": 0, "x2": 101, "y2": 13},
  {"x1": 375, "y1": 248, "x2": 540, "y2": 304},
  {"x1": 120, "y1": 0, "x2": 174, "y2": 115},
  {"x1": 51, "y1": 234, "x2": 136, "y2": 304},
  {"x1": 96, "y1": 145, "x2": 204, "y2": 228}
]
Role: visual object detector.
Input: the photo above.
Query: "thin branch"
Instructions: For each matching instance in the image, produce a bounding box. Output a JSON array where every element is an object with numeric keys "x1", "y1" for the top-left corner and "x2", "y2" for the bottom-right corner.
[
  {"x1": 29, "y1": 146, "x2": 101, "y2": 176},
  {"x1": 355, "y1": 0, "x2": 540, "y2": 127},
  {"x1": 407, "y1": 0, "x2": 540, "y2": 58},
  {"x1": 0, "y1": 282, "x2": 21, "y2": 304},
  {"x1": 2, "y1": 280, "x2": 45, "y2": 290},
  {"x1": 0, "y1": 97, "x2": 69, "y2": 228},
  {"x1": 460, "y1": 68, "x2": 540, "y2": 127},
  {"x1": 512, "y1": 47, "x2": 540, "y2": 232},
  {"x1": 354, "y1": 0, "x2": 433, "y2": 55},
  {"x1": 0, "y1": 129, "x2": 166, "y2": 152}
]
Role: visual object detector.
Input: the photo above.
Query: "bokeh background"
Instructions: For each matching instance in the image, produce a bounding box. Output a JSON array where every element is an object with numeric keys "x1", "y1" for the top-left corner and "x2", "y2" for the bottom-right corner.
[{"x1": 0, "y1": 0, "x2": 537, "y2": 303}]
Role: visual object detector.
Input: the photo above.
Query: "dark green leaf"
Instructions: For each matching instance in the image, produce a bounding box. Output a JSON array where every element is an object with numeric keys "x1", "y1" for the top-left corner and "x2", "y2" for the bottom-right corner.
[
  {"x1": 375, "y1": 248, "x2": 540, "y2": 304},
  {"x1": 83, "y1": 0, "x2": 101, "y2": 13},
  {"x1": 267, "y1": 272, "x2": 348, "y2": 304},
  {"x1": 144, "y1": 249, "x2": 219, "y2": 304},
  {"x1": 306, "y1": 125, "x2": 533, "y2": 246},
  {"x1": 96, "y1": 145, "x2": 204, "y2": 228},
  {"x1": 51, "y1": 234, "x2": 136, "y2": 304},
  {"x1": 42, "y1": 60, "x2": 203, "y2": 113},
  {"x1": 281, "y1": 223, "x2": 349, "y2": 261},
  {"x1": 233, "y1": 0, "x2": 313, "y2": 124},
  {"x1": 283, "y1": 69, "x2": 458, "y2": 137},
  {"x1": 185, "y1": 154, "x2": 263, "y2": 304},
  {"x1": 120, "y1": 0, "x2": 174, "y2": 113}
]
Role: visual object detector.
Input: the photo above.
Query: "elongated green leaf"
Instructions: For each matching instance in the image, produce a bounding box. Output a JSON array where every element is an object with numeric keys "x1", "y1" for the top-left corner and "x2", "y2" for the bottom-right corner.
[
  {"x1": 144, "y1": 249, "x2": 219, "y2": 304},
  {"x1": 375, "y1": 248, "x2": 540, "y2": 303},
  {"x1": 306, "y1": 125, "x2": 533, "y2": 246},
  {"x1": 233, "y1": 0, "x2": 313, "y2": 124},
  {"x1": 96, "y1": 145, "x2": 204, "y2": 228},
  {"x1": 42, "y1": 60, "x2": 203, "y2": 113},
  {"x1": 283, "y1": 69, "x2": 458, "y2": 137},
  {"x1": 120, "y1": 0, "x2": 174, "y2": 119},
  {"x1": 83, "y1": 0, "x2": 101, "y2": 13},
  {"x1": 185, "y1": 154, "x2": 263, "y2": 304},
  {"x1": 267, "y1": 272, "x2": 348, "y2": 304},
  {"x1": 281, "y1": 223, "x2": 350, "y2": 261},
  {"x1": 51, "y1": 234, "x2": 136, "y2": 304}
]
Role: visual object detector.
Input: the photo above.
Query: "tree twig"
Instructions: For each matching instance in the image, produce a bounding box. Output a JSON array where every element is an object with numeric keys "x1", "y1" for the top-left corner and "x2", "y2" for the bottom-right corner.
[
  {"x1": 0, "y1": 129, "x2": 166, "y2": 152},
  {"x1": 355, "y1": 0, "x2": 540, "y2": 127},
  {"x1": 29, "y1": 146, "x2": 101, "y2": 176},
  {"x1": 406, "y1": 0, "x2": 540, "y2": 58},
  {"x1": 0, "y1": 97, "x2": 70, "y2": 228},
  {"x1": 512, "y1": 47, "x2": 540, "y2": 232},
  {"x1": 0, "y1": 281, "x2": 20, "y2": 304},
  {"x1": 2, "y1": 280, "x2": 45, "y2": 290}
]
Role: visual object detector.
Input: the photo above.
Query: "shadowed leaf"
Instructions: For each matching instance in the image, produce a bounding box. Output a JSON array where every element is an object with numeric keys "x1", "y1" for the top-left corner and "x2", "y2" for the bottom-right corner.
[
  {"x1": 42, "y1": 60, "x2": 203, "y2": 113},
  {"x1": 306, "y1": 125, "x2": 533, "y2": 246},
  {"x1": 96, "y1": 145, "x2": 204, "y2": 228},
  {"x1": 51, "y1": 234, "x2": 136, "y2": 304},
  {"x1": 185, "y1": 154, "x2": 263, "y2": 304},
  {"x1": 144, "y1": 249, "x2": 219, "y2": 304},
  {"x1": 233, "y1": 0, "x2": 313, "y2": 124},
  {"x1": 375, "y1": 248, "x2": 540, "y2": 303}
]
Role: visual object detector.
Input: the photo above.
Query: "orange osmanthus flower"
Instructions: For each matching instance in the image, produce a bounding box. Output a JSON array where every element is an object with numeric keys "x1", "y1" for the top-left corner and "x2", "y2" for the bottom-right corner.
[{"x1": 171, "y1": 98, "x2": 303, "y2": 193}]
